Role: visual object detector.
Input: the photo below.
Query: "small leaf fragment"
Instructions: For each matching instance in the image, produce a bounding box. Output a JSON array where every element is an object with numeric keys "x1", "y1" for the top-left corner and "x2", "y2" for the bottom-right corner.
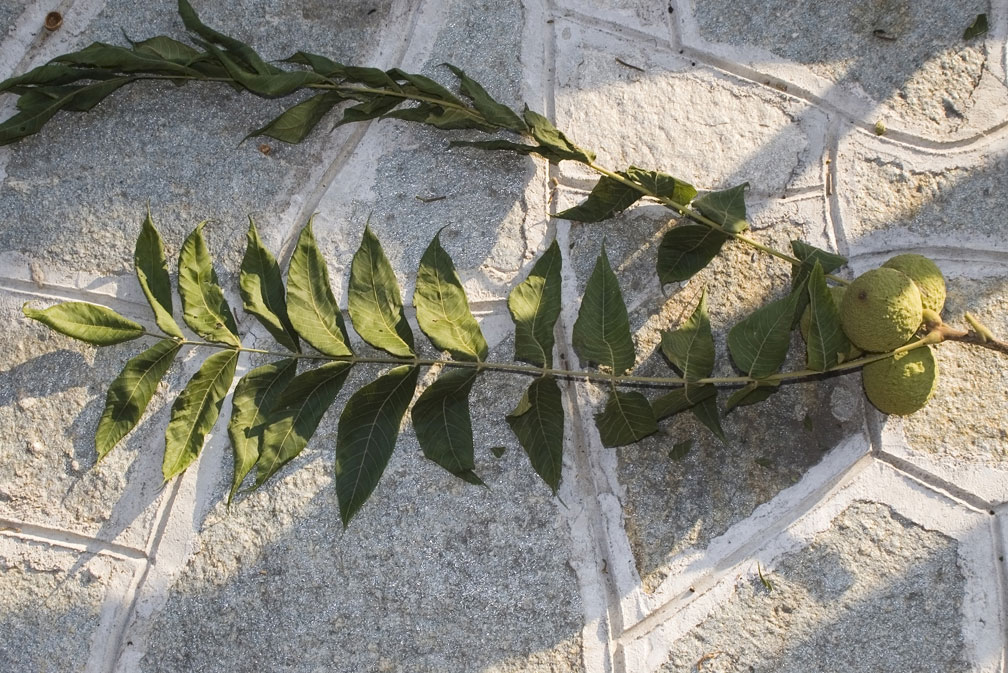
[
  {"x1": 656, "y1": 225, "x2": 729, "y2": 285},
  {"x1": 693, "y1": 183, "x2": 749, "y2": 233},
  {"x1": 964, "y1": 13, "x2": 988, "y2": 40},
  {"x1": 134, "y1": 209, "x2": 183, "y2": 338},
  {"x1": 23, "y1": 301, "x2": 144, "y2": 346},
  {"x1": 508, "y1": 240, "x2": 562, "y2": 367},
  {"x1": 348, "y1": 226, "x2": 415, "y2": 358},
  {"x1": 594, "y1": 390, "x2": 657, "y2": 447},
  {"x1": 286, "y1": 219, "x2": 353, "y2": 357},
  {"x1": 96, "y1": 338, "x2": 181, "y2": 459},
  {"x1": 414, "y1": 232, "x2": 487, "y2": 361},
  {"x1": 412, "y1": 368, "x2": 483, "y2": 486},
  {"x1": 490, "y1": 446, "x2": 507, "y2": 459},
  {"x1": 506, "y1": 375, "x2": 564, "y2": 492},
  {"x1": 178, "y1": 222, "x2": 240, "y2": 347},
  {"x1": 668, "y1": 439, "x2": 692, "y2": 461},
  {"x1": 240, "y1": 218, "x2": 299, "y2": 352},
  {"x1": 162, "y1": 348, "x2": 238, "y2": 481},
  {"x1": 335, "y1": 365, "x2": 419, "y2": 526},
  {"x1": 572, "y1": 246, "x2": 635, "y2": 375}
]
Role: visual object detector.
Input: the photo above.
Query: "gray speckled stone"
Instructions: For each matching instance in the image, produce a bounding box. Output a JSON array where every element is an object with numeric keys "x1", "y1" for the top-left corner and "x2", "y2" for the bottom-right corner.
[
  {"x1": 0, "y1": 536, "x2": 135, "y2": 673},
  {"x1": 0, "y1": 3, "x2": 30, "y2": 43},
  {"x1": 693, "y1": 0, "x2": 988, "y2": 136},
  {"x1": 140, "y1": 339, "x2": 585, "y2": 673},
  {"x1": 0, "y1": 290, "x2": 182, "y2": 548},
  {"x1": 661, "y1": 501, "x2": 968, "y2": 673}
]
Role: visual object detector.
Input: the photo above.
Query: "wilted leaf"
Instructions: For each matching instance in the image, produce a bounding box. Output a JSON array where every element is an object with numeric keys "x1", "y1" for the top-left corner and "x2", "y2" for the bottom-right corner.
[
  {"x1": 95, "y1": 338, "x2": 181, "y2": 459},
  {"x1": 240, "y1": 218, "x2": 299, "y2": 352},
  {"x1": 805, "y1": 262, "x2": 850, "y2": 371},
  {"x1": 283, "y1": 51, "x2": 346, "y2": 78},
  {"x1": 443, "y1": 64, "x2": 527, "y2": 133},
  {"x1": 200, "y1": 41, "x2": 327, "y2": 97},
  {"x1": 162, "y1": 348, "x2": 238, "y2": 481},
  {"x1": 134, "y1": 210, "x2": 183, "y2": 338},
  {"x1": 248, "y1": 91, "x2": 345, "y2": 143},
  {"x1": 227, "y1": 358, "x2": 296, "y2": 503},
  {"x1": 693, "y1": 183, "x2": 749, "y2": 233},
  {"x1": 594, "y1": 390, "x2": 657, "y2": 447},
  {"x1": 414, "y1": 232, "x2": 487, "y2": 361},
  {"x1": 255, "y1": 362, "x2": 352, "y2": 487},
  {"x1": 506, "y1": 375, "x2": 564, "y2": 492},
  {"x1": 348, "y1": 226, "x2": 415, "y2": 358},
  {"x1": 337, "y1": 95, "x2": 402, "y2": 125},
  {"x1": 727, "y1": 290, "x2": 801, "y2": 378},
  {"x1": 178, "y1": 0, "x2": 279, "y2": 76},
  {"x1": 412, "y1": 368, "x2": 483, "y2": 486},
  {"x1": 625, "y1": 166, "x2": 698, "y2": 205},
  {"x1": 0, "y1": 64, "x2": 117, "y2": 94},
  {"x1": 523, "y1": 107, "x2": 595, "y2": 164},
  {"x1": 661, "y1": 289, "x2": 714, "y2": 380},
  {"x1": 508, "y1": 240, "x2": 561, "y2": 367},
  {"x1": 23, "y1": 301, "x2": 144, "y2": 345},
  {"x1": 335, "y1": 365, "x2": 419, "y2": 526},
  {"x1": 572, "y1": 246, "x2": 635, "y2": 375},
  {"x1": 287, "y1": 219, "x2": 352, "y2": 357},
  {"x1": 384, "y1": 104, "x2": 493, "y2": 132},
  {"x1": 178, "y1": 222, "x2": 240, "y2": 347},
  {"x1": 656, "y1": 225, "x2": 729, "y2": 285},
  {"x1": 556, "y1": 175, "x2": 641, "y2": 223}
]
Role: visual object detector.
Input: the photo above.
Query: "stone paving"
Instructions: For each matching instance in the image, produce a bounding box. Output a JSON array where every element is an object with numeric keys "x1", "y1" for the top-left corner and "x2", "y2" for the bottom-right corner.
[{"x1": 0, "y1": 1, "x2": 1006, "y2": 672}]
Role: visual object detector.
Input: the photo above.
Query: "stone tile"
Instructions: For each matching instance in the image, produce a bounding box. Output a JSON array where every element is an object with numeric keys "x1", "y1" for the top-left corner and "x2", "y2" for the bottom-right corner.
[
  {"x1": 553, "y1": 0, "x2": 672, "y2": 39},
  {"x1": 0, "y1": 0, "x2": 400, "y2": 286},
  {"x1": 659, "y1": 501, "x2": 969, "y2": 673},
  {"x1": 0, "y1": 288, "x2": 184, "y2": 548},
  {"x1": 689, "y1": 0, "x2": 1006, "y2": 140},
  {"x1": 553, "y1": 19, "x2": 827, "y2": 197},
  {"x1": 0, "y1": 3, "x2": 30, "y2": 45},
  {"x1": 0, "y1": 535, "x2": 136, "y2": 673},
  {"x1": 137, "y1": 337, "x2": 586, "y2": 673},
  {"x1": 836, "y1": 133, "x2": 1008, "y2": 255}
]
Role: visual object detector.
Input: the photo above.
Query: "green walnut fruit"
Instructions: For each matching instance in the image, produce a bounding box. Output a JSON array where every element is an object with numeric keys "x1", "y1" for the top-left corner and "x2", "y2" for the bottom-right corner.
[
  {"x1": 799, "y1": 285, "x2": 863, "y2": 361},
  {"x1": 881, "y1": 253, "x2": 946, "y2": 314},
  {"x1": 841, "y1": 268, "x2": 923, "y2": 352},
  {"x1": 862, "y1": 346, "x2": 938, "y2": 415}
]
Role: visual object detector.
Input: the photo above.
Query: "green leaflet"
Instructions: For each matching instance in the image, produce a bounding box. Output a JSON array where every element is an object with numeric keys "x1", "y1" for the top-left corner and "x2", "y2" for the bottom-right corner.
[
  {"x1": 23, "y1": 301, "x2": 144, "y2": 346},
  {"x1": 556, "y1": 175, "x2": 643, "y2": 223},
  {"x1": 198, "y1": 40, "x2": 328, "y2": 97},
  {"x1": 805, "y1": 262, "x2": 850, "y2": 371},
  {"x1": 95, "y1": 338, "x2": 181, "y2": 459},
  {"x1": 595, "y1": 390, "x2": 657, "y2": 447},
  {"x1": 661, "y1": 289, "x2": 715, "y2": 380},
  {"x1": 0, "y1": 64, "x2": 118, "y2": 94},
  {"x1": 162, "y1": 348, "x2": 238, "y2": 481},
  {"x1": 656, "y1": 225, "x2": 729, "y2": 284},
  {"x1": 725, "y1": 381, "x2": 779, "y2": 411},
  {"x1": 450, "y1": 138, "x2": 585, "y2": 165},
  {"x1": 790, "y1": 240, "x2": 846, "y2": 290},
  {"x1": 506, "y1": 375, "x2": 564, "y2": 493},
  {"x1": 335, "y1": 365, "x2": 420, "y2": 526},
  {"x1": 443, "y1": 64, "x2": 527, "y2": 133},
  {"x1": 693, "y1": 183, "x2": 749, "y2": 234},
  {"x1": 283, "y1": 51, "x2": 346, "y2": 78},
  {"x1": 240, "y1": 218, "x2": 299, "y2": 352},
  {"x1": 727, "y1": 289, "x2": 801, "y2": 379},
  {"x1": 337, "y1": 95, "x2": 402, "y2": 126},
  {"x1": 227, "y1": 358, "x2": 296, "y2": 504},
  {"x1": 414, "y1": 232, "x2": 488, "y2": 361},
  {"x1": 247, "y1": 91, "x2": 345, "y2": 143},
  {"x1": 178, "y1": 222, "x2": 241, "y2": 347},
  {"x1": 384, "y1": 104, "x2": 494, "y2": 132},
  {"x1": 135, "y1": 210, "x2": 183, "y2": 338},
  {"x1": 412, "y1": 368, "x2": 483, "y2": 486},
  {"x1": 387, "y1": 68, "x2": 463, "y2": 106},
  {"x1": 572, "y1": 246, "x2": 635, "y2": 376},
  {"x1": 625, "y1": 166, "x2": 698, "y2": 205},
  {"x1": 178, "y1": 0, "x2": 279, "y2": 76},
  {"x1": 128, "y1": 36, "x2": 203, "y2": 64},
  {"x1": 256, "y1": 362, "x2": 352, "y2": 487},
  {"x1": 286, "y1": 220, "x2": 352, "y2": 357},
  {"x1": 508, "y1": 240, "x2": 562, "y2": 367},
  {"x1": 522, "y1": 107, "x2": 595, "y2": 164},
  {"x1": 690, "y1": 394, "x2": 726, "y2": 440},
  {"x1": 652, "y1": 384, "x2": 724, "y2": 440},
  {"x1": 53, "y1": 42, "x2": 203, "y2": 77},
  {"x1": 348, "y1": 226, "x2": 415, "y2": 358},
  {"x1": 0, "y1": 78, "x2": 131, "y2": 146}
]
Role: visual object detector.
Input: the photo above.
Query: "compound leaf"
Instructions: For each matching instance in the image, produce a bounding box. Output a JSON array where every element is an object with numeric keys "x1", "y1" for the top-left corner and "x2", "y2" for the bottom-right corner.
[
  {"x1": 414, "y1": 232, "x2": 487, "y2": 361},
  {"x1": 95, "y1": 338, "x2": 181, "y2": 459},
  {"x1": 23, "y1": 301, "x2": 144, "y2": 346},
  {"x1": 595, "y1": 390, "x2": 657, "y2": 447},
  {"x1": 693, "y1": 183, "x2": 749, "y2": 233},
  {"x1": 805, "y1": 262, "x2": 850, "y2": 371},
  {"x1": 335, "y1": 365, "x2": 419, "y2": 526},
  {"x1": 412, "y1": 368, "x2": 483, "y2": 486},
  {"x1": 508, "y1": 240, "x2": 561, "y2": 367},
  {"x1": 727, "y1": 290, "x2": 801, "y2": 378},
  {"x1": 661, "y1": 289, "x2": 714, "y2": 380},
  {"x1": 656, "y1": 225, "x2": 729, "y2": 284},
  {"x1": 572, "y1": 246, "x2": 635, "y2": 375},
  {"x1": 240, "y1": 218, "x2": 299, "y2": 352},
  {"x1": 135, "y1": 210, "x2": 183, "y2": 338},
  {"x1": 506, "y1": 375, "x2": 564, "y2": 492},
  {"x1": 162, "y1": 348, "x2": 238, "y2": 481},
  {"x1": 227, "y1": 358, "x2": 296, "y2": 503},
  {"x1": 348, "y1": 226, "x2": 415, "y2": 357},
  {"x1": 178, "y1": 222, "x2": 240, "y2": 347},
  {"x1": 255, "y1": 361, "x2": 352, "y2": 487},
  {"x1": 287, "y1": 219, "x2": 352, "y2": 357}
]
